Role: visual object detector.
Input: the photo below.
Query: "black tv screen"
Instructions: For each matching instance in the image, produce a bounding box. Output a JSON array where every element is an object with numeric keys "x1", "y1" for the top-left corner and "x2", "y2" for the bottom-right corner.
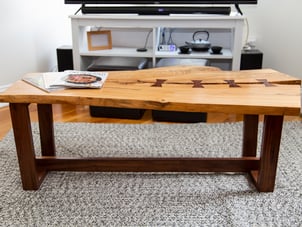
[
  {"x1": 65, "y1": 0, "x2": 257, "y2": 3},
  {"x1": 65, "y1": 0, "x2": 257, "y2": 15}
]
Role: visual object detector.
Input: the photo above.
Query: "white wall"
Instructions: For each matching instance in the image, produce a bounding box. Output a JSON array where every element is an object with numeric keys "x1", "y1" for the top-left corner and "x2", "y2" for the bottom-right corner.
[
  {"x1": 241, "y1": 0, "x2": 302, "y2": 79},
  {"x1": 0, "y1": 0, "x2": 77, "y2": 86},
  {"x1": 0, "y1": 1, "x2": 301, "y2": 87}
]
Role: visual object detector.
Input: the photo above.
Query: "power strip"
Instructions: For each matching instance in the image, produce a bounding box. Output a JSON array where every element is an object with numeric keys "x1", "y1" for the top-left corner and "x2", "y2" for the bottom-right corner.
[{"x1": 158, "y1": 44, "x2": 177, "y2": 52}]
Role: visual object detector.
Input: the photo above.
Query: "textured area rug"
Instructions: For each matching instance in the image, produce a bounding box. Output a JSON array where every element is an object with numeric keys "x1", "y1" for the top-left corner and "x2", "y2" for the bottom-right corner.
[{"x1": 0, "y1": 121, "x2": 301, "y2": 226}]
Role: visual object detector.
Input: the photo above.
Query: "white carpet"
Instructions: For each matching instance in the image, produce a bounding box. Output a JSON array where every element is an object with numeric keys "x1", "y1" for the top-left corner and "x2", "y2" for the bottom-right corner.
[{"x1": 0, "y1": 121, "x2": 301, "y2": 226}]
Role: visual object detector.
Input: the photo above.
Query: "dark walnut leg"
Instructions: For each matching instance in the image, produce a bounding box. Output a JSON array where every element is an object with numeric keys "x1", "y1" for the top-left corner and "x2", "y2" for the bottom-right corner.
[
  {"x1": 242, "y1": 114, "x2": 259, "y2": 157},
  {"x1": 9, "y1": 103, "x2": 47, "y2": 190},
  {"x1": 37, "y1": 104, "x2": 56, "y2": 156},
  {"x1": 251, "y1": 115, "x2": 284, "y2": 192}
]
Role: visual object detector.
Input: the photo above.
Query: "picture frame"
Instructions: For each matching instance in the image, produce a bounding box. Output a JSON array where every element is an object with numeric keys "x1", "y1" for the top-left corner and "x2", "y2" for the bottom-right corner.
[{"x1": 87, "y1": 30, "x2": 112, "y2": 51}]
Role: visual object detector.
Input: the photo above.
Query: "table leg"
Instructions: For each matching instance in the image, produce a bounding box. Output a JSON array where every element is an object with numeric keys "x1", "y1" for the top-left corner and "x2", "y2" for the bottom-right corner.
[
  {"x1": 37, "y1": 104, "x2": 56, "y2": 156},
  {"x1": 242, "y1": 114, "x2": 259, "y2": 157},
  {"x1": 9, "y1": 103, "x2": 46, "y2": 190},
  {"x1": 251, "y1": 115, "x2": 284, "y2": 192}
]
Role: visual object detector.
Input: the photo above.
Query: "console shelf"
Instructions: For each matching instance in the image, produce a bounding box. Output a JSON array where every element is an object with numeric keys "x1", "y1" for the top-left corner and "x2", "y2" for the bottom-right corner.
[
  {"x1": 70, "y1": 14, "x2": 244, "y2": 70},
  {"x1": 80, "y1": 47, "x2": 153, "y2": 58},
  {"x1": 155, "y1": 48, "x2": 232, "y2": 59}
]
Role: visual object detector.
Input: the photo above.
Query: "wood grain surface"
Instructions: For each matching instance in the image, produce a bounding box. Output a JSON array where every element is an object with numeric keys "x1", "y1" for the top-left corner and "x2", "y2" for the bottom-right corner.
[{"x1": 0, "y1": 66, "x2": 300, "y2": 115}]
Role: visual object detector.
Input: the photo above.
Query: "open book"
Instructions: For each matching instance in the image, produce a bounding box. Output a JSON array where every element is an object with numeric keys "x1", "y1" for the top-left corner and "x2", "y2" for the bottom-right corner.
[{"x1": 22, "y1": 70, "x2": 108, "y2": 92}]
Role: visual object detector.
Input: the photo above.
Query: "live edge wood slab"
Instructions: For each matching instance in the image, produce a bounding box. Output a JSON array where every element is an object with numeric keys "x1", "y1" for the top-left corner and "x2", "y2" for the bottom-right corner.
[{"x1": 0, "y1": 66, "x2": 300, "y2": 191}]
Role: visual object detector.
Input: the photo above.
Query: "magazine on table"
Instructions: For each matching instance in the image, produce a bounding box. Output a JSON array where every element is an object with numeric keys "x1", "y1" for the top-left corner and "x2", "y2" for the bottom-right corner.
[{"x1": 22, "y1": 70, "x2": 108, "y2": 92}]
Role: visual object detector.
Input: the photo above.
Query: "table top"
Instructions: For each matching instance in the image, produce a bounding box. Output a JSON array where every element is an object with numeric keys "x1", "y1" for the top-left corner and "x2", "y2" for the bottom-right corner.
[{"x1": 0, "y1": 66, "x2": 301, "y2": 115}]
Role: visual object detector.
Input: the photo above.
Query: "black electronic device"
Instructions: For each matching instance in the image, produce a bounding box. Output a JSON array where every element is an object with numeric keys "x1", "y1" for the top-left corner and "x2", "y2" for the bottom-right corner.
[
  {"x1": 88, "y1": 57, "x2": 148, "y2": 119},
  {"x1": 240, "y1": 49, "x2": 263, "y2": 70},
  {"x1": 65, "y1": 0, "x2": 257, "y2": 15},
  {"x1": 136, "y1": 48, "x2": 148, "y2": 52},
  {"x1": 56, "y1": 46, "x2": 74, "y2": 72},
  {"x1": 83, "y1": 6, "x2": 232, "y2": 15}
]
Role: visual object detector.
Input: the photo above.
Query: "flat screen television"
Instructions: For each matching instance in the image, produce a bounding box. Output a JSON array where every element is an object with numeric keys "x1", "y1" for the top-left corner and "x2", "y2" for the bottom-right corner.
[{"x1": 65, "y1": 0, "x2": 258, "y2": 15}]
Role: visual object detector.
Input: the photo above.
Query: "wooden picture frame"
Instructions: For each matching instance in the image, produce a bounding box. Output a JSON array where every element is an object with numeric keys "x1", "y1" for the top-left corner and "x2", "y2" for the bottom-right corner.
[{"x1": 87, "y1": 30, "x2": 112, "y2": 51}]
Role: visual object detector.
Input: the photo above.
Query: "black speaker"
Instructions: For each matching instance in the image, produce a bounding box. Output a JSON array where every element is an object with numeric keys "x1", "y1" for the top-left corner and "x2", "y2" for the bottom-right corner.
[
  {"x1": 240, "y1": 49, "x2": 263, "y2": 70},
  {"x1": 56, "y1": 45, "x2": 74, "y2": 72}
]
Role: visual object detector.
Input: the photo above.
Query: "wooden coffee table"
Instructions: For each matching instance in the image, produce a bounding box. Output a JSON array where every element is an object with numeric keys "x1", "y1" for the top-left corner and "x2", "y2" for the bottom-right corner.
[{"x1": 0, "y1": 66, "x2": 300, "y2": 191}]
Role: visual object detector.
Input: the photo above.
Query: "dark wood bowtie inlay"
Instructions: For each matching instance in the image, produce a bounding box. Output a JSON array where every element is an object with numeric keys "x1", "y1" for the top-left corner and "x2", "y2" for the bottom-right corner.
[
  {"x1": 151, "y1": 79, "x2": 166, "y2": 87},
  {"x1": 192, "y1": 80, "x2": 204, "y2": 88},
  {"x1": 257, "y1": 79, "x2": 275, "y2": 87},
  {"x1": 225, "y1": 80, "x2": 240, "y2": 87}
]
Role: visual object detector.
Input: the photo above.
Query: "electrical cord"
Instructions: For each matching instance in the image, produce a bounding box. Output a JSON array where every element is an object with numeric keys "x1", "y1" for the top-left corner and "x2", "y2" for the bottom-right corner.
[
  {"x1": 245, "y1": 17, "x2": 249, "y2": 45},
  {"x1": 243, "y1": 17, "x2": 252, "y2": 50},
  {"x1": 235, "y1": 4, "x2": 243, "y2": 15},
  {"x1": 160, "y1": 28, "x2": 166, "y2": 45},
  {"x1": 136, "y1": 29, "x2": 152, "y2": 52},
  {"x1": 74, "y1": 6, "x2": 82, "y2": 15},
  {"x1": 167, "y1": 28, "x2": 175, "y2": 45}
]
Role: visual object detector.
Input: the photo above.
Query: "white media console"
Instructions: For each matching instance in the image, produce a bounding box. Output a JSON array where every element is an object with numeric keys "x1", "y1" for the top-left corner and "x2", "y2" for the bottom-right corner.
[{"x1": 70, "y1": 13, "x2": 245, "y2": 71}]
